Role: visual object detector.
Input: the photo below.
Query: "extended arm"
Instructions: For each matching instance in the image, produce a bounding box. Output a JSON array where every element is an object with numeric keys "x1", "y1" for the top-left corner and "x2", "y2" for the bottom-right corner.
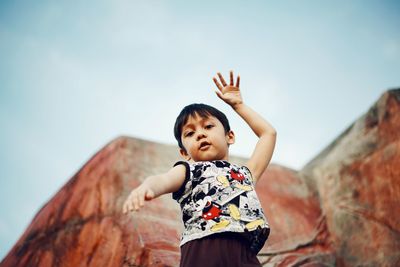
[
  {"x1": 122, "y1": 164, "x2": 186, "y2": 213},
  {"x1": 232, "y1": 103, "x2": 276, "y2": 183},
  {"x1": 213, "y1": 71, "x2": 277, "y2": 184}
]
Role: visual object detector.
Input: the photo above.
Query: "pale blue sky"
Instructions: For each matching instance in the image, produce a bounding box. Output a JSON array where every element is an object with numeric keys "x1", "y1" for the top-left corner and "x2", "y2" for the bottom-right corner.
[{"x1": 0, "y1": 0, "x2": 399, "y2": 260}]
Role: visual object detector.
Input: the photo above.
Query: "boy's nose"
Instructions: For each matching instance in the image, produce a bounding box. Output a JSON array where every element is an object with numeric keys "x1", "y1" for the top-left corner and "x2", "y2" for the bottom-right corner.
[{"x1": 196, "y1": 132, "x2": 207, "y2": 140}]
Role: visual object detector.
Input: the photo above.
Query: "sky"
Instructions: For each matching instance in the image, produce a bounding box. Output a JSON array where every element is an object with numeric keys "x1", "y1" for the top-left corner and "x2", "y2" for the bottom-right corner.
[{"x1": 0, "y1": 0, "x2": 399, "y2": 260}]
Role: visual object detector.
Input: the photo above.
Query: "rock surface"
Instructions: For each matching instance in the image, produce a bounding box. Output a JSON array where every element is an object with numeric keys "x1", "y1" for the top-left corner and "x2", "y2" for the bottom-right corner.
[
  {"x1": 299, "y1": 88, "x2": 400, "y2": 266},
  {"x1": 1, "y1": 89, "x2": 399, "y2": 267}
]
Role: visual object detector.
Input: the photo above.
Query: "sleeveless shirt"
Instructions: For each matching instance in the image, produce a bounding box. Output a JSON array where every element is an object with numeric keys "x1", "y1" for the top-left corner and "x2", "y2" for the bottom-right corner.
[{"x1": 172, "y1": 160, "x2": 270, "y2": 254}]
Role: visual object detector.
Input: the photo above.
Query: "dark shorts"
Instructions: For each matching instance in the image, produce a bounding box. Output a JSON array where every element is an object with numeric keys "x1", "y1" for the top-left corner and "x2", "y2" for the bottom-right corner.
[{"x1": 179, "y1": 232, "x2": 262, "y2": 267}]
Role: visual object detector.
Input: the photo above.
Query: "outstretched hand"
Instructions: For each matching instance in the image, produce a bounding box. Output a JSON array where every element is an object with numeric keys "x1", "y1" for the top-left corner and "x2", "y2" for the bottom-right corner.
[
  {"x1": 213, "y1": 70, "x2": 243, "y2": 109},
  {"x1": 122, "y1": 183, "x2": 155, "y2": 214}
]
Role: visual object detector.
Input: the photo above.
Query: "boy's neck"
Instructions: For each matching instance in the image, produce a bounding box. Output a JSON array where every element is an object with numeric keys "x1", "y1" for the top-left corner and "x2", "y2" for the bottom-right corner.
[{"x1": 188, "y1": 157, "x2": 230, "y2": 163}]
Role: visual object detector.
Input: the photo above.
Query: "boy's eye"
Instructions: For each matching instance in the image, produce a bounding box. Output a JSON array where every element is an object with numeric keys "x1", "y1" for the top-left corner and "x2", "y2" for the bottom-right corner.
[
  {"x1": 185, "y1": 132, "x2": 194, "y2": 137},
  {"x1": 205, "y1": 124, "x2": 214, "y2": 129}
]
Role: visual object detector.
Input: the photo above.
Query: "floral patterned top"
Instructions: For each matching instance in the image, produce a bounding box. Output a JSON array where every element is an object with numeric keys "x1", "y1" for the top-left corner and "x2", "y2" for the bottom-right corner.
[{"x1": 172, "y1": 160, "x2": 270, "y2": 254}]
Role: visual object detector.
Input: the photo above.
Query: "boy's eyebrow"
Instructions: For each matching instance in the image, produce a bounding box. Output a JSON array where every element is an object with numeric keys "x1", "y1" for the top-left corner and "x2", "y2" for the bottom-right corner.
[{"x1": 182, "y1": 117, "x2": 213, "y2": 130}]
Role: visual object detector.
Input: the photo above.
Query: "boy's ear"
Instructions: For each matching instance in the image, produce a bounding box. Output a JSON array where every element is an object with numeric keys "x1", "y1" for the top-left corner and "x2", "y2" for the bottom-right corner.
[
  {"x1": 226, "y1": 130, "x2": 235, "y2": 145},
  {"x1": 179, "y1": 148, "x2": 191, "y2": 161}
]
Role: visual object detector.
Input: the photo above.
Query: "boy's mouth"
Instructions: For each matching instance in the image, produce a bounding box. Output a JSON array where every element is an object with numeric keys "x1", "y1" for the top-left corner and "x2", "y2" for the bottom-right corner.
[{"x1": 199, "y1": 141, "x2": 211, "y2": 150}]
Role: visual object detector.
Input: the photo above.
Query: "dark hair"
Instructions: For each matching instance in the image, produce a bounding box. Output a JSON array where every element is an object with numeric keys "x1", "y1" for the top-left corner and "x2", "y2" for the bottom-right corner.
[{"x1": 174, "y1": 103, "x2": 231, "y2": 152}]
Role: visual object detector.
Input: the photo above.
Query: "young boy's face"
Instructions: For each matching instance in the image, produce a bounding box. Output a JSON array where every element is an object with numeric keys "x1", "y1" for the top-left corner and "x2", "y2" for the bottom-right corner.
[{"x1": 179, "y1": 113, "x2": 235, "y2": 162}]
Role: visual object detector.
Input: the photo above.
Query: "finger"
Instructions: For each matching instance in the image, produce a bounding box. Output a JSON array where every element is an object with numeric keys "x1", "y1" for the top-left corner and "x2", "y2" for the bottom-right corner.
[
  {"x1": 236, "y1": 75, "x2": 240, "y2": 88},
  {"x1": 215, "y1": 90, "x2": 224, "y2": 100},
  {"x1": 230, "y1": 70, "x2": 234, "y2": 86},
  {"x1": 134, "y1": 192, "x2": 141, "y2": 210},
  {"x1": 139, "y1": 191, "x2": 145, "y2": 207},
  {"x1": 145, "y1": 190, "x2": 155, "y2": 200},
  {"x1": 217, "y1": 72, "x2": 227, "y2": 87},
  {"x1": 213, "y1": 77, "x2": 223, "y2": 91},
  {"x1": 127, "y1": 196, "x2": 134, "y2": 212},
  {"x1": 123, "y1": 199, "x2": 130, "y2": 214},
  {"x1": 131, "y1": 194, "x2": 137, "y2": 211}
]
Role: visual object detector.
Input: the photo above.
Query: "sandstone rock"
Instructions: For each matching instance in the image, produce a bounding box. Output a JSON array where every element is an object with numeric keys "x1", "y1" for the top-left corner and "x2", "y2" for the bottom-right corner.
[
  {"x1": 1, "y1": 138, "x2": 185, "y2": 267},
  {"x1": 256, "y1": 165, "x2": 335, "y2": 266},
  {"x1": 300, "y1": 88, "x2": 400, "y2": 266}
]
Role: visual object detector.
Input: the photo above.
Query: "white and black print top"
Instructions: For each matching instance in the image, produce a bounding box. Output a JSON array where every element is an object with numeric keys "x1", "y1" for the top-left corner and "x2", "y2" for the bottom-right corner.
[{"x1": 172, "y1": 160, "x2": 270, "y2": 254}]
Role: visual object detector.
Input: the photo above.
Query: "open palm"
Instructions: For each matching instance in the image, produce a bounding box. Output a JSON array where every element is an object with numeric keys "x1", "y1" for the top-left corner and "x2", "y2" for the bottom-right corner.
[{"x1": 213, "y1": 70, "x2": 243, "y2": 108}]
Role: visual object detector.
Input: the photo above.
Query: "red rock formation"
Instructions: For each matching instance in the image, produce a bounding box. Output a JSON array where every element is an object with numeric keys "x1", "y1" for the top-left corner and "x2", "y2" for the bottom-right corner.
[
  {"x1": 1, "y1": 89, "x2": 399, "y2": 267},
  {"x1": 1, "y1": 138, "x2": 186, "y2": 267},
  {"x1": 256, "y1": 165, "x2": 335, "y2": 266},
  {"x1": 299, "y1": 89, "x2": 400, "y2": 266}
]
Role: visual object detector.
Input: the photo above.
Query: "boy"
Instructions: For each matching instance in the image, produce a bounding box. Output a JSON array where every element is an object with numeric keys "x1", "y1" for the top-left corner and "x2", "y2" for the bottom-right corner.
[{"x1": 122, "y1": 70, "x2": 277, "y2": 266}]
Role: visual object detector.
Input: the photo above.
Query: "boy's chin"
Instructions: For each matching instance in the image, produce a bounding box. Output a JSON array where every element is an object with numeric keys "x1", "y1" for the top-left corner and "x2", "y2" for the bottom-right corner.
[{"x1": 193, "y1": 155, "x2": 228, "y2": 162}]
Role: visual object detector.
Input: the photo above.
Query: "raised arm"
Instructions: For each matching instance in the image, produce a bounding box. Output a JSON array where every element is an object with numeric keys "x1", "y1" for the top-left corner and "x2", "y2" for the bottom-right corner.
[
  {"x1": 213, "y1": 70, "x2": 277, "y2": 184},
  {"x1": 122, "y1": 164, "x2": 186, "y2": 214}
]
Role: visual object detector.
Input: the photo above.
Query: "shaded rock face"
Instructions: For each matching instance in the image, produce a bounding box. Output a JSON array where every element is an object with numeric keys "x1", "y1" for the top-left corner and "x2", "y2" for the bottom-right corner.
[
  {"x1": 1, "y1": 89, "x2": 399, "y2": 267},
  {"x1": 299, "y1": 89, "x2": 400, "y2": 266},
  {"x1": 256, "y1": 166, "x2": 335, "y2": 266}
]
